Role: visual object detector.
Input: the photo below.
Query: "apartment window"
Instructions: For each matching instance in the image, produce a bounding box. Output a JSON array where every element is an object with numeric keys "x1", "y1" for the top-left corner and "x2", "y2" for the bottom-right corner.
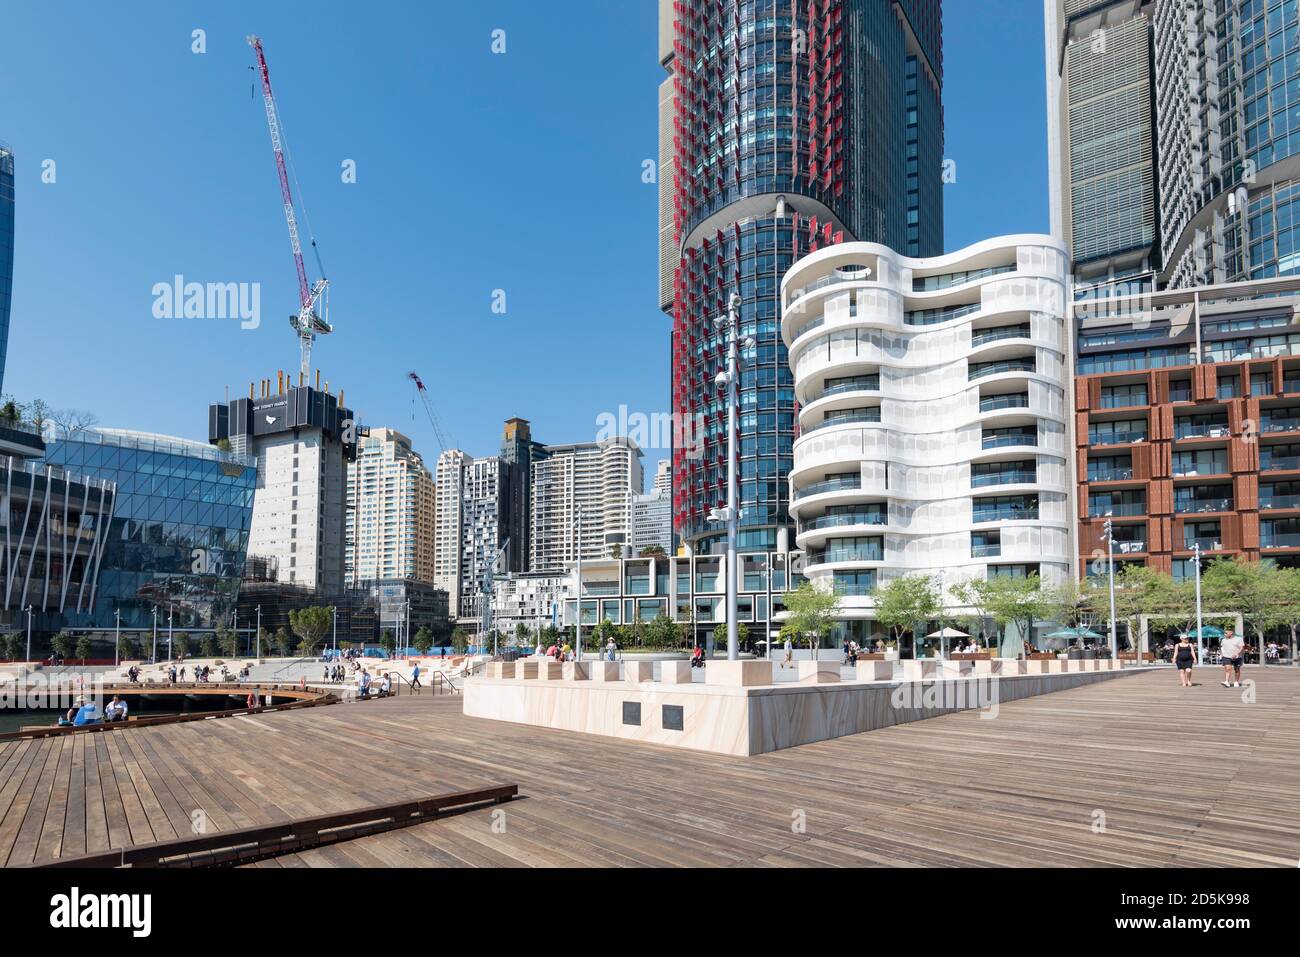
[
  {"x1": 1217, "y1": 373, "x2": 1241, "y2": 399},
  {"x1": 988, "y1": 563, "x2": 1039, "y2": 579},
  {"x1": 1099, "y1": 384, "x2": 1148, "y2": 409},
  {"x1": 1253, "y1": 372, "x2": 1274, "y2": 396},
  {"x1": 1183, "y1": 521, "x2": 1222, "y2": 550},
  {"x1": 1088, "y1": 489, "x2": 1145, "y2": 517},
  {"x1": 1088, "y1": 419, "x2": 1148, "y2": 445},
  {"x1": 1173, "y1": 449, "x2": 1228, "y2": 476},
  {"x1": 1168, "y1": 378, "x2": 1192, "y2": 402},
  {"x1": 832, "y1": 570, "x2": 877, "y2": 596},
  {"x1": 1088, "y1": 454, "x2": 1133, "y2": 481}
]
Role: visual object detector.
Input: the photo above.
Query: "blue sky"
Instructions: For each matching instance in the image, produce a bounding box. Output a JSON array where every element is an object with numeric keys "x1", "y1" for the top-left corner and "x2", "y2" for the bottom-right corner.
[{"x1": 0, "y1": 0, "x2": 1048, "y2": 487}]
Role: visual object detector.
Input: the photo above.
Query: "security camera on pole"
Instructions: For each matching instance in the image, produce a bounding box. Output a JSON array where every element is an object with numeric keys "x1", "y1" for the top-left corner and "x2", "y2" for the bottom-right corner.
[{"x1": 706, "y1": 293, "x2": 750, "y2": 662}]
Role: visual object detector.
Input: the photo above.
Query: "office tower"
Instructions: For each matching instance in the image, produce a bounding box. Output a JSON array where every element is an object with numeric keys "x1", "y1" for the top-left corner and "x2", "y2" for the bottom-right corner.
[
  {"x1": 530, "y1": 438, "x2": 644, "y2": 571},
  {"x1": 1047, "y1": 0, "x2": 1300, "y2": 290},
  {"x1": 208, "y1": 376, "x2": 359, "y2": 594},
  {"x1": 433, "y1": 449, "x2": 508, "y2": 621},
  {"x1": 632, "y1": 458, "x2": 673, "y2": 554},
  {"x1": 42, "y1": 428, "x2": 256, "y2": 632},
  {"x1": 0, "y1": 144, "x2": 13, "y2": 393},
  {"x1": 1045, "y1": 1, "x2": 1160, "y2": 292},
  {"x1": 660, "y1": 0, "x2": 945, "y2": 554},
  {"x1": 345, "y1": 427, "x2": 435, "y2": 587},
  {"x1": 1075, "y1": 274, "x2": 1300, "y2": 584},
  {"x1": 783, "y1": 236, "x2": 1073, "y2": 648},
  {"x1": 500, "y1": 417, "x2": 547, "y2": 573}
]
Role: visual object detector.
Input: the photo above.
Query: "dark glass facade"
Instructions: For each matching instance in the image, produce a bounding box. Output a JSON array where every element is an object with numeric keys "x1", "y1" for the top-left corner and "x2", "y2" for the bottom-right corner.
[
  {"x1": 40, "y1": 429, "x2": 257, "y2": 631},
  {"x1": 0, "y1": 146, "x2": 14, "y2": 394},
  {"x1": 663, "y1": 0, "x2": 944, "y2": 550}
]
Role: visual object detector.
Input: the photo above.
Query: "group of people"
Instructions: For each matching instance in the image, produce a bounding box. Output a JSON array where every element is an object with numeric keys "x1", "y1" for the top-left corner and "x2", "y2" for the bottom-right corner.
[
  {"x1": 59, "y1": 694, "x2": 128, "y2": 726},
  {"x1": 539, "y1": 641, "x2": 574, "y2": 661},
  {"x1": 323, "y1": 662, "x2": 356, "y2": 683},
  {"x1": 166, "y1": 663, "x2": 216, "y2": 683},
  {"x1": 1171, "y1": 626, "x2": 1249, "y2": 689},
  {"x1": 355, "y1": 669, "x2": 394, "y2": 698}
]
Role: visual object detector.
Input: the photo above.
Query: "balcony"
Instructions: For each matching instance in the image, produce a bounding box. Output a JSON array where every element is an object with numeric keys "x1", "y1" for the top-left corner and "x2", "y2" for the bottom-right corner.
[
  {"x1": 812, "y1": 375, "x2": 880, "y2": 402},
  {"x1": 1182, "y1": 537, "x2": 1223, "y2": 552},
  {"x1": 794, "y1": 476, "x2": 860, "y2": 500},
  {"x1": 971, "y1": 325, "x2": 1031, "y2": 348},
  {"x1": 1174, "y1": 421, "x2": 1230, "y2": 440},
  {"x1": 1088, "y1": 502, "x2": 1146, "y2": 518},
  {"x1": 971, "y1": 469, "x2": 1037, "y2": 488},
  {"x1": 801, "y1": 410, "x2": 881, "y2": 435},
  {"x1": 799, "y1": 511, "x2": 887, "y2": 532},
  {"x1": 1260, "y1": 494, "x2": 1300, "y2": 510},
  {"x1": 905, "y1": 302, "x2": 980, "y2": 326},
  {"x1": 1261, "y1": 454, "x2": 1300, "y2": 471},
  {"x1": 1089, "y1": 430, "x2": 1147, "y2": 446},
  {"x1": 971, "y1": 543, "x2": 1002, "y2": 558},
  {"x1": 806, "y1": 544, "x2": 884, "y2": 565},
  {"x1": 1285, "y1": 379, "x2": 1300, "y2": 393},
  {"x1": 1261, "y1": 532, "x2": 1300, "y2": 548},
  {"x1": 1169, "y1": 386, "x2": 1192, "y2": 402},
  {"x1": 791, "y1": 315, "x2": 825, "y2": 341},
  {"x1": 969, "y1": 358, "x2": 1036, "y2": 380},
  {"x1": 1111, "y1": 539, "x2": 1147, "y2": 554},
  {"x1": 1263, "y1": 416, "x2": 1300, "y2": 434},
  {"x1": 982, "y1": 432, "x2": 1037, "y2": 450},
  {"x1": 1088, "y1": 466, "x2": 1134, "y2": 482},
  {"x1": 972, "y1": 506, "x2": 1039, "y2": 523},
  {"x1": 1099, "y1": 392, "x2": 1149, "y2": 409},
  {"x1": 979, "y1": 393, "x2": 1030, "y2": 413},
  {"x1": 1175, "y1": 497, "x2": 1234, "y2": 514},
  {"x1": 795, "y1": 266, "x2": 874, "y2": 299}
]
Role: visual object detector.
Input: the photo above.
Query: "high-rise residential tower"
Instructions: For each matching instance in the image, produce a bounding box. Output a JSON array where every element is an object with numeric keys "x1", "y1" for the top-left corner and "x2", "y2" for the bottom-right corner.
[
  {"x1": 433, "y1": 449, "x2": 508, "y2": 621},
  {"x1": 500, "y1": 417, "x2": 547, "y2": 573},
  {"x1": 0, "y1": 144, "x2": 14, "y2": 393},
  {"x1": 660, "y1": 0, "x2": 945, "y2": 554},
  {"x1": 345, "y1": 428, "x2": 435, "y2": 587},
  {"x1": 632, "y1": 458, "x2": 674, "y2": 555},
  {"x1": 530, "y1": 438, "x2": 644, "y2": 571}
]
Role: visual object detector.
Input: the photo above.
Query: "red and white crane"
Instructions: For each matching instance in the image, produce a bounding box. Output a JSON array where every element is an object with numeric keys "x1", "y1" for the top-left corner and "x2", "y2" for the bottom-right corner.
[
  {"x1": 247, "y1": 34, "x2": 332, "y2": 381},
  {"x1": 408, "y1": 371, "x2": 455, "y2": 455}
]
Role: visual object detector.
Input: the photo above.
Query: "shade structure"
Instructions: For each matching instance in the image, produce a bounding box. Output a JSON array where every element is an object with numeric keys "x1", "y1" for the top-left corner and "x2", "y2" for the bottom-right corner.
[
  {"x1": 1182, "y1": 625, "x2": 1225, "y2": 640},
  {"x1": 926, "y1": 626, "x2": 970, "y2": 639},
  {"x1": 1046, "y1": 626, "x2": 1105, "y2": 640}
]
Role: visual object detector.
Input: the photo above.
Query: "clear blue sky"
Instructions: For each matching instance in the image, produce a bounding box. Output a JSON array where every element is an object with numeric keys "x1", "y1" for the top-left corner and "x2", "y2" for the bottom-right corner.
[{"x1": 0, "y1": 0, "x2": 1048, "y2": 488}]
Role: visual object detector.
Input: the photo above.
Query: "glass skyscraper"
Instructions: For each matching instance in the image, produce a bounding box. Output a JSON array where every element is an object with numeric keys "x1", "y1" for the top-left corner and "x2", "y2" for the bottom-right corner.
[
  {"x1": 659, "y1": 0, "x2": 944, "y2": 552},
  {"x1": 0, "y1": 145, "x2": 14, "y2": 394},
  {"x1": 40, "y1": 428, "x2": 257, "y2": 631}
]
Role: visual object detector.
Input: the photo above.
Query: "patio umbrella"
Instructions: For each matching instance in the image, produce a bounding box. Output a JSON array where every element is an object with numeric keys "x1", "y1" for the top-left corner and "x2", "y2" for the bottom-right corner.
[
  {"x1": 1182, "y1": 625, "x2": 1224, "y2": 640},
  {"x1": 926, "y1": 626, "x2": 969, "y2": 656},
  {"x1": 1046, "y1": 626, "x2": 1104, "y2": 640}
]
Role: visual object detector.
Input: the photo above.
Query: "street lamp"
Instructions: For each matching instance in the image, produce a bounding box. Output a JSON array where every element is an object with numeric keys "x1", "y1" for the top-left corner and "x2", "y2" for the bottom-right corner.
[
  {"x1": 707, "y1": 292, "x2": 747, "y2": 661},
  {"x1": 151, "y1": 606, "x2": 158, "y2": 663},
  {"x1": 167, "y1": 603, "x2": 174, "y2": 661},
  {"x1": 573, "y1": 509, "x2": 584, "y2": 661},
  {"x1": 1193, "y1": 541, "x2": 1205, "y2": 664},
  {"x1": 114, "y1": 609, "x2": 121, "y2": 667},
  {"x1": 24, "y1": 604, "x2": 33, "y2": 665},
  {"x1": 255, "y1": 604, "x2": 262, "y2": 660},
  {"x1": 332, "y1": 606, "x2": 338, "y2": 658},
  {"x1": 1103, "y1": 519, "x2": 1118, "y2": 659}
]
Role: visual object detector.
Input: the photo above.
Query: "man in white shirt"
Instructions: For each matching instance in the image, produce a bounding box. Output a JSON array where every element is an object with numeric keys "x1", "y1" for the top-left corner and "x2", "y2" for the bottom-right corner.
[{"x1": 1219, "y1": 627, "x2": 1245, "y2": 688}]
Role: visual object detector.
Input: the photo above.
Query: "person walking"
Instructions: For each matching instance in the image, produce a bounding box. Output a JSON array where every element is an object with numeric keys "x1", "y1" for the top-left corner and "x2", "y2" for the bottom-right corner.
[
  {"x1": 782, "y1": 635, "x2": 793, "y2": 670},
  {"x1": 411, "y1": 662, "x2": 423, "y2": 689},
  {"x1": 1174, "y1": 634, "x2": 1197, "y2": 687},
  {"x1": 605, "y1": 637, "x2": 616, "y2": 662},
  {"x1": 1219, "y1": 626, "x2": 1245, "y2": 688}
]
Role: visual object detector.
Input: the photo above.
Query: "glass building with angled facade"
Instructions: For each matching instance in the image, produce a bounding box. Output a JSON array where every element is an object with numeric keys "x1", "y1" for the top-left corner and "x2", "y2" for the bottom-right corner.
[
  {"x1": 40, "y1": 428, "x2": 257, "y2": 632},
  {"x1": 659, "y1": 0, "x2": 944, "y2": 553}
]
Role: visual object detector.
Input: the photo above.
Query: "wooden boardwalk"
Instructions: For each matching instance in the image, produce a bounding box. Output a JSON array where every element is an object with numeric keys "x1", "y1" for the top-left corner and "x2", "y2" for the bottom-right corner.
[{"x1": 2, "y1": 668, "x2": 1298, "y2": 867}]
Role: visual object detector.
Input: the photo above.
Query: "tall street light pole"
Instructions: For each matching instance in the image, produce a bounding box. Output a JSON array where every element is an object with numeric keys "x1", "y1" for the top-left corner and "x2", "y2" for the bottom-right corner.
[
  {"x1": 709, "y1": 292, "x2": 745, "y2": 662},
  {"x1": 24, "y1": 605, "x2": 32, "y2": 665},
  {"x1": 151, "y1": 606, "x2": 158, "y2": 663},
  {"x1": 255, "y1": 604, "x2": 262, "y2": 660},
  {"x1": 1103, "y1": 519, "x2": 1118, "y2": 658},
  {"x1": 167, "y1": 603, "x2": 174, "y2": 661},
  {"x1": 114, "y1": 609, "x2": 121, "y2": 667},
  {"x1": 1193, "y1": 541, "x2": 1205, "y2": 663},
  {"x1": 332, "y1": 606, "x2": 338, "y2": 658},
  {"x1": 574, "y1": 509, "x2": 584, "y2": 661}
]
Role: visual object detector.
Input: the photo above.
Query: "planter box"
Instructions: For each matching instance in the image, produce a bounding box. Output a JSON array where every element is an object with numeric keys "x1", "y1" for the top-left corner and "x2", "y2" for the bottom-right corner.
[
  {"x1": 940, "y1": 659, "x2": 974, "y2": 676},
  {"x1": 855, "y1": 660, "x2": 893, "y2": 682},
  {"x1": 514, "y1": 660, "x2": 539, "y2": 679},
  {"x1": 589, "y1": 661, "x2": 620, "y2": 681},
  {"x1": 562, "y1": 661, "x2": 590, "y2": 681},
  {"x1": 798, "y1": 660, "x2": 841, "y2": 684},
  {"x1": 537, "y1": 660, "x2": 564, "y2": 680},
  {"x1": 659, "y1": 660, "x2": 693, "y2": 685},
  {"x1": 706, "y1": 659, "x2": 772, "y2": 687},
  {"x1": 902, "y1": 659, "x2": 938, "y2": 681},
  {"x1": 623, "y1": 661, "x2": 656, "y2": 684}
]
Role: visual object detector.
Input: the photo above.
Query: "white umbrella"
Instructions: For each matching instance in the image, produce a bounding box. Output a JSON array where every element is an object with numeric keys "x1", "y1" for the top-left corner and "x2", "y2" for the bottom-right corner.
[{"x1": 926, "y1": 626, "x2": 970, "y2": 658}]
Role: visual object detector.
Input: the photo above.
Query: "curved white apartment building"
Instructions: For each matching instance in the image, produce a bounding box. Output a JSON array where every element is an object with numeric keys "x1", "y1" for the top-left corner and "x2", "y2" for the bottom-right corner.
[{"x1": 782, "y1": 235, "x2": 1073, "y2": 639}]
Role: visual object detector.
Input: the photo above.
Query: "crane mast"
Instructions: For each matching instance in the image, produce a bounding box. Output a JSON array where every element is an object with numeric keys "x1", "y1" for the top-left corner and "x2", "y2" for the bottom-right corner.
[
  {"x1": 247, "y1": 35, "x2": 331, "y2": 381},
  {"x1": 408, "y1": 372, "x2": 455, "y2": 455}
]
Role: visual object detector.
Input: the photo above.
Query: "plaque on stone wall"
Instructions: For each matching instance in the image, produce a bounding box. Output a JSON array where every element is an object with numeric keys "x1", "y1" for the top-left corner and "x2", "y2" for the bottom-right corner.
[
  {"x1": 662, "y1": 704, "x2": 684, "y2": 731},
  {"x1": 622, "y1": 701, "x2": 641, "y2": 726}
]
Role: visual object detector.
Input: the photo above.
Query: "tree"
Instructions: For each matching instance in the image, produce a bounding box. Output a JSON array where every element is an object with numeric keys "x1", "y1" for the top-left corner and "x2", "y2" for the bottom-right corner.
[
  {"x1": 75, "y1": 634, "x2": 93, "y2": 663},
  {"x1": 273, "y1": 626, "x2": 292, "y2": 657},
  {"x1": 638, "y1": 545, "x2": 667, "y2": 558},
  {"x1": 871, "y1": 574, "x2": 939, "y2": 656},
  {"x1": 628, "y1": 616, "x2": 647, "y2": 648},
  {"x1": 2, "y1": 632, "x2": 23, "y2": 661},
  {"x1": 21, "y1": 398, "x2": 53, "y2": 433},
  {"x1": 736, "y1": 621, "x2": 750, "y2": 651},
  {"x1": 289, "y1": 606, "x2": 334, "y2": 657},
  {"x1": 413, "y1": 626, "x2": 434, "y2": 656},
  {"x1": 216, "y1": 621, "x2": 240, "y2": 658},
  {"x1": 645, "y1": 614, "x2": 675, "y2": 649},
  {"x1": 51, "y1": 632, "x2": 73, "y2": 660},
  {"x1": 51, "y1": 407, "x2": 98, "y2": 434},
  {"x1": 780, "y1": 580, "x2": 841, "y2": 653},
  {"x1": 173, "y1": 631, "x2": 190, "y2": 659},
  {"x1": 116, "y1": 632, "x2": 137, "y2": 662},
  {"x1": 380, "y1": 629, "x2": 398, "y2": 658},
  {"x1": 1203, "y1": 557, "x2": 1288, "y2": 651},
  {"x1": 451, "y1": 625, "x2": 471, "y2": 652},
  {"x1": 199, "y1": 634, "x2": 217, "y2": 658},
  {"x1": 1109, "y1": 564, "x2": 1185, "y2": 650},
  {"x1": 983, "y1": 574, "x2": 1050, "y2": 655},
  {"x1": 0, "y1": 400, "x2": 20, "y2": 426},
  {"x1": 950, "y1": 577, "x2": 994, "y2": 646},
  {"x1": 255, "y1": 626, "x2": 269, "y2": 658}
]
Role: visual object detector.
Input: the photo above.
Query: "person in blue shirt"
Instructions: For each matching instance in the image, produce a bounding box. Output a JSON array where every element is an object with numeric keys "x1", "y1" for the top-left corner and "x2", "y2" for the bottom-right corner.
[
  {"x1": 410, "y1": 663, "x2": 422, "y2": 689},
  {"x1": 65, "y1": 697, "x2": 101, "y2": 726}
]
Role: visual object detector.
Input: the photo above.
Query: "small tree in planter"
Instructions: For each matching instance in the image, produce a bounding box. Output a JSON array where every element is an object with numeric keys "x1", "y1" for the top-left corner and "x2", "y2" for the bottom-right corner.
[
  {"x1": 413, "y1": 626, "x2": 433, "y2": 657},
  {"x1": 216, "y1": 620, "x2": 240, "y2": 659},
  {"x1": 779, "y1": 581, "x2": 841, "y2": 656},
  {"x1": 289, "y1": 606, "x2": 334, "y2": 658},
  {"x1": 116, "y1": 632, "x2": 136, "y2": 662},
  {"x1": 379, "y1": 629, "x2": 397, "y2": 658},
  {"x1": 1, "y1": 632, "x2": 21, "y2": 662},
  {"x1": 199, "y1": 634, "x2": 217, "y2": 658},
  {"x1": 273, "y1": 627, "x2": 292, "y2": 658},
  {"x1": 871, "y1": 574, "x2": 939, "y2": 658},
  {"x1": 172, "y1": 631, "x2": 190, "y2": 660},
  {"x1": 51, "y1": 631, "x2": 73, "y2": 661},
  {"x1": 75, "y1": 634, "x2": 94, "y2": 664}
]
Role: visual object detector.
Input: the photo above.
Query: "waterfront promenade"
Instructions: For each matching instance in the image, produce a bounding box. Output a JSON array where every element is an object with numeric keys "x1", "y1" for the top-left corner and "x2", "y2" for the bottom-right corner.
[{"x1": 1, "y1": 668, "x2": 1297, "y2": 867}]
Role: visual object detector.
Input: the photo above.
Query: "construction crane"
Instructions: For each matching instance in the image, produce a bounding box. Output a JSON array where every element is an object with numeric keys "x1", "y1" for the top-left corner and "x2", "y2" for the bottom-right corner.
[
  {"x1": 247, "y1": 35, "x2": 332, "y2": 382},
  {"x1": 407, "y1": 371, "x2": 455, "y2": 455}
]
